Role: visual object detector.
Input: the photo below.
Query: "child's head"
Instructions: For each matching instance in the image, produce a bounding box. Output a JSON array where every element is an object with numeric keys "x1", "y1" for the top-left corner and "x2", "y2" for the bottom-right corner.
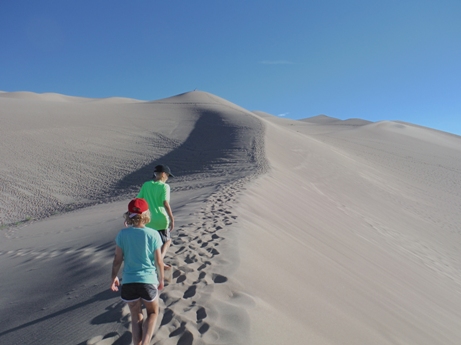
[
  {"x1": 124, "y1": 198, "x2": 151, "y2": 227},
  {"x1": 153, "y1": 164, "x2": 174, "y2": 181}
]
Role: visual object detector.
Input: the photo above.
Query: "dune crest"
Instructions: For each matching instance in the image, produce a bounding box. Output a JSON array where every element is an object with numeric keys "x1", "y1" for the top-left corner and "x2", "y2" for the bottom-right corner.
[
  {"x1": 0, "y1": 91, "x2": 146, "y2": 104},
  {"x1": 0, "y1": 91, "x2": 93, "y2": 103},
  {"x1": 301, "y1": 114, "x2": 341, "y2": 123},
  {"x1": 152, "y1": 90, "x2": 252, "y2": 114}
]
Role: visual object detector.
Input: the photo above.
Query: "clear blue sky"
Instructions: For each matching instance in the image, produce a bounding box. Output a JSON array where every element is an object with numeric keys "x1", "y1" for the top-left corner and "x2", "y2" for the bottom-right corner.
[{"x1": 2, "y1": 1, "x2": 460, "y2": 135}]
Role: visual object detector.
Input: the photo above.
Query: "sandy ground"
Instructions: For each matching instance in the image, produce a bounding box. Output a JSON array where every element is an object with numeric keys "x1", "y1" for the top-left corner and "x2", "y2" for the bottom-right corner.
[{"x1": 1, "y1": 91, "x2": 461, "y2": 344}]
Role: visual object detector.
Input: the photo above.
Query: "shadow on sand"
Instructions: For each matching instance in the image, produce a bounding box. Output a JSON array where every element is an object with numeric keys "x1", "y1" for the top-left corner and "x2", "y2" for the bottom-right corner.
[
  {"x1": 114, "y1": 109, "x2": 239, "y2": 192},
  {"x1": 0, "y1": 290, "x2": 119, "y2": 338}
]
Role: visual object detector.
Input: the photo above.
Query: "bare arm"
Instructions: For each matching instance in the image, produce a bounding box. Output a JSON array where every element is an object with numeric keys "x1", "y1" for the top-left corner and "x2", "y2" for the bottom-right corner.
[
  {"x1": 163, "y1": 200, "x2": 174, "y2": 232},
  {"x1": 154, "y1": 248, "x2": 165, "y2": 290},
  {"x1": 110, "y1": 245, "x2": 123, "y2": 291}
]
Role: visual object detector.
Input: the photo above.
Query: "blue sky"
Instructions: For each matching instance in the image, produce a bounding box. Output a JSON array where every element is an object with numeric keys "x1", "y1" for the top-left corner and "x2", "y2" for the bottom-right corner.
[{"x1": 2, "y1": 1, "x2": 460, "y2": 135}]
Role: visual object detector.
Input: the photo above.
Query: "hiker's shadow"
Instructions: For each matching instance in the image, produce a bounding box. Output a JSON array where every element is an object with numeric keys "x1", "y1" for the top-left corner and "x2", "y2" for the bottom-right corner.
[
  {"x1": 0, "y1": 289, "x2": 120, "y2": 338},
  {"x1": 91, "y1": 300, "x2": 127, "y2": 325},
  {"x1": 76, "y1": 331, "x2": 132, "y2": 345}
]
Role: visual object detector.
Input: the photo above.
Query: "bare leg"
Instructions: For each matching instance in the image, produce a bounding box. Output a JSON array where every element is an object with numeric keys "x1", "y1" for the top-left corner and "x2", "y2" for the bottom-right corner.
[
  {"x1": 161, "y1": 239, "x2": 171, "y2": 259},
  {"x1": 162, "y1": 239, "x2": 172, "y2": 269},
  {"x1": 141, "y1": 299, "x2": 160, "y2": 345},
  {"x1": 127, "y1": 300, "x2": 143, "y2": 345}
]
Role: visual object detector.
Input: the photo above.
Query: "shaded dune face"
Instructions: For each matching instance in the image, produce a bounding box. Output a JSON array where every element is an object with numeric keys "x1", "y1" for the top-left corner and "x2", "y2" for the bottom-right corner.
[
  {"x1": 117, "y1": 92, "x2": 267, "y2": 193},
  {"x1": 0, "y1": 91, "x2": 266, "y2": 226}
]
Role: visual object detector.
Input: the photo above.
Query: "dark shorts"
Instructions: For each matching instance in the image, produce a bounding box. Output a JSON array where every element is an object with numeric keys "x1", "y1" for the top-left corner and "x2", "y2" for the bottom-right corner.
[
  {"x1": 121, "y1": 283, "x2": 158, "y2": 302},
  {"x1": 158, "y1": 229, "x2": 171, "y2": 244}
]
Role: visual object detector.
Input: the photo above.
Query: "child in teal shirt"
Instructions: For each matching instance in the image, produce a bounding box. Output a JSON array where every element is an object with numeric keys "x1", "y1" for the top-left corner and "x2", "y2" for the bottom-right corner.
[{"x1": 111, "y1": 198, "x2": 164, "y2": 345}]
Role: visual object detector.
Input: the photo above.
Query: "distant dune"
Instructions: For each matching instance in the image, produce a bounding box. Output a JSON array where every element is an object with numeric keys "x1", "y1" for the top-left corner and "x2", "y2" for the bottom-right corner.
[
  {"x1": 1, "y1": 91, "x2": 461, "y2": 345},
  {"x1": 0, "y1": 91, "x2": 147, "y2": 104},
  {"x1": 301, "y1": 114, "x2": 341, "y2": 123},
  {"x1": 0, "y1": 91, "x2": 93, "y2": 103},
  {"x1": 301, "y1": 114, "x2": 372, "y2": 126}
]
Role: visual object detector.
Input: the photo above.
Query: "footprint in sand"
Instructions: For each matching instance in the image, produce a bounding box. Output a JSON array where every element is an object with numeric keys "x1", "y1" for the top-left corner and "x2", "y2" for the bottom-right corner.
[
  {"x1": 196, "y1": 306, "x2": 207, "y2": 322},
  {"x1": 161, "y1": 308, "x2": 174, "y2": 326},
  {"x1": 183, "y1": 285, "x2": 196, "y2": 299},
  {"x1": 207, "y1": 248, "x2": 219, "y2": 256},
  {"x1": 197, "y1": 261, "x2": 211, "y2": 271},
  {"x1": 198, "y1": 322, "x2": 210, "y2": 334},
  {"x1": 184, "y1": 254, "x2": 197, "y2": 264},
  {"x1": 212, "y1": 273, "x2": 228, "y2": 283},
  {"x1": 150, "y1": 178, "x2": 261, "y2": 344},
  {"x1": 175, "y1": 246, "x2": 186, "y2": 254},
  {"x1": 176, "y1": 274, "x2": 187, "y2": 283},
  {"x1": 177, "y1": 330, "x2": 193, "y2": 345},
  {"x1": 160, "y1": 292, "x2": 169, "y2": 303},
  {"x1": 192, "y1": 271, "x2": 206, "y2": 284},
  {"x1": 169, "y1": 321, "x2": 187, "y2": 337}
]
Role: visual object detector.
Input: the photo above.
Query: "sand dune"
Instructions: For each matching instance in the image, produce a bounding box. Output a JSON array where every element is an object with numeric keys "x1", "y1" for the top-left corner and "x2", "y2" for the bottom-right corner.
[
  {"x1": 236, "y1": 112, "x2": 461, "y2": 344},
  {"x1": 301, "y1": 114, "x2": 372, "y2": 127},
  {"x1": 0, "y1": 91, "x2": 265, "y2": 226},
  {"x1": 0, "y1": 90, "x2": 265, "y2": 345},
  {"x1": 0, "y1": 91, "x2": 94, "y2": 103},
  {"x1": 1, "y1": 91, "x2": 461, "y2": 345}
]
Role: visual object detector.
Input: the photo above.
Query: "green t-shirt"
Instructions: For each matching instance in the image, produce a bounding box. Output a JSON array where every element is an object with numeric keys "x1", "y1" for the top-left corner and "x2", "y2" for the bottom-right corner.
[
  {"x1": 137, "y1": 180, "x2": 170, "y2": 230},
  {"x1": 115, "y1": 226, "x2": 162, "y2": 285}
]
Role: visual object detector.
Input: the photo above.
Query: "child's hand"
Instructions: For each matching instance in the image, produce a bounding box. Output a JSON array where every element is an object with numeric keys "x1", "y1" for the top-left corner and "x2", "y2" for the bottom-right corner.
[
  {"x1": 111, "y1": 277, "x2": 120, "y2": 291},
  {"x1": 158, "y1": 279, "x2": 164, "y2": 291}
]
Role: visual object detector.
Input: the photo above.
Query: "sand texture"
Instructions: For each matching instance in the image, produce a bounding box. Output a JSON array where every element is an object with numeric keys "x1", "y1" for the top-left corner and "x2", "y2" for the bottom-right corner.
[{"x1": 1, "y1": 91, "x2": 461, "y2": 344}]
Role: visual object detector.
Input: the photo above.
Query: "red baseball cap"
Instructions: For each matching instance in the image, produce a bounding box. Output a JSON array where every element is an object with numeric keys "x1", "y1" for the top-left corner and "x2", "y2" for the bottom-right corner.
[{"x1": 128, "y1": 198, "x2": 149, "y2": 218}]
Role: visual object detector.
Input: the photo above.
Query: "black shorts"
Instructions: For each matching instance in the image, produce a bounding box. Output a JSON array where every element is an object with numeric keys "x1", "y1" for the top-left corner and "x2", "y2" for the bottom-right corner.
[
  {"x1": 158, "y1": 229, "x2": 171, "y2": 244},
  {"x1": 121, "y1": 283, "x2": 158, "y2": 302}
]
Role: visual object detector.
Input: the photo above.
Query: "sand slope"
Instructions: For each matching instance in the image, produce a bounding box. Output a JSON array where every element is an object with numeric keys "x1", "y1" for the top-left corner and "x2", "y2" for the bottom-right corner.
[
  {"x1": 0, "y1": 90, "x2": 266, "y2": 345},
  {"x1": 0, "y1": 91, "x2": 265, "y2": 226},
  {"x1": 1, "y1": 93, "x2": 461, "y2": 345},
  {"x1": 235, "y1": 113, "x2": 461, "y2": 344}
]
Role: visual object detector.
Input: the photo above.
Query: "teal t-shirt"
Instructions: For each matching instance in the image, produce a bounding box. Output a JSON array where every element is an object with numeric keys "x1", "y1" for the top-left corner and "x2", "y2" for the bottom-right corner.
[
  {"x1": 137, "y1": 180, "x2": 170, "y2": 230},
  {"x1": 115, "y1": 226, "x2": 162, "y2": 285}
]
